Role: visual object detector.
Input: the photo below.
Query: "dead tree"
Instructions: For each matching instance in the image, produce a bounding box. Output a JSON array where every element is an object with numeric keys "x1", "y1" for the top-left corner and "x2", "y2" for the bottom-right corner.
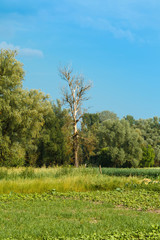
[{"x1": 60, "y1": 66, "x2": 92, "y2": 167}]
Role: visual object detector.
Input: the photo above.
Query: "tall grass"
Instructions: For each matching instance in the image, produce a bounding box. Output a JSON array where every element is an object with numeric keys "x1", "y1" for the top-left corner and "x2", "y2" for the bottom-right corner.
[
  {"x1": 0, "y1": 166, "x2": 100, "y2": 180},
  {"x1": 0, "y1": 175, "x2": 143, "y2": 194},
  {"x1": 0, "y1": 167, "x2": 159, "y2": 180},
  {"x1": 0, "y1": 167, "x2": 159, "y2": 194}
]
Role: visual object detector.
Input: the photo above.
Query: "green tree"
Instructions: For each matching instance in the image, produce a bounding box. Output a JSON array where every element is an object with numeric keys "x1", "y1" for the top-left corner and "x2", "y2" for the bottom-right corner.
[
  {"x1": 98, "y1": 110, "x2": 118, "y2": 123},
  {"x1": 139, "y1": 145, "x2": 155, "y2": 167},
  {"x1": 124, "y1": 115, "x2": 135, "y2": 126},
  {"x1": 135, "y1": 117, "x2": 160, "y2": 166},
  {"x1": 95, "y1": 119, "x2": 143, "y2": 167},
  {"x1": 0, "y1": 50, "x2": 25, "y2": 166},
  {"x1": 21, "y1": 89, "x2": 52, "y2": 166},
  {"x1": 82, "y1": 113, "x2": 99, "y2": 129},
  {"x1": 37, "y1": 100, "x2": 72, "y2": 167},
  {"x1": 82, "y1": 111, "x2": 118, "y2": 129},
  {"x1": 80, "y1": 121, "x2": 98, "y2": 164},
  {"x1": 0, "y1": 49, "x2": 52, "y2": 166}
]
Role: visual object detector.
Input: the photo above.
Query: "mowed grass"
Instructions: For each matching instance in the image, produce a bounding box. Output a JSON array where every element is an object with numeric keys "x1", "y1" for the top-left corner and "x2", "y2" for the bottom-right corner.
[{"x1": 0, "y1": 197, "x2": 160, "y2": 239}]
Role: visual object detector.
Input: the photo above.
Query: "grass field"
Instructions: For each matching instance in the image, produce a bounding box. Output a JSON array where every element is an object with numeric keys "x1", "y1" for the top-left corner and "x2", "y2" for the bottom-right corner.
[{"x1": 0, "y1": 167, "x2": 159, "y2": 239}]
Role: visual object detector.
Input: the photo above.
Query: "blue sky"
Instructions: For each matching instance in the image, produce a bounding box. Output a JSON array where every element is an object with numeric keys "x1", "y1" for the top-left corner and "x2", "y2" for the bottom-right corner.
[{"x1": 1, "y1": 0, "x2": 160, "y2": 119}]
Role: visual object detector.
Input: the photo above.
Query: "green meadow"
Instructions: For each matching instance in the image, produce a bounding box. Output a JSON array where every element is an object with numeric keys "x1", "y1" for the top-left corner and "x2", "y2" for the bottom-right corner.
[{"x1": 0, "y1": 167, "x2": 160, "y2": 240}]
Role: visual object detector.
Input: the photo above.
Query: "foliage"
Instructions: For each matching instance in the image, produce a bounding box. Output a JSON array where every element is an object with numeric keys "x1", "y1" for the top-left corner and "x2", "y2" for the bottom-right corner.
[
  {"x1": 82, "y1": 110, "x2": 118, "y2": 128},
  {"x1": 0, "y1": 49, "x2": 25, "y2": 166},
  {"x1": 0, "y1": 50, "x2": 52, "y2": 167},
  {"x1": 140, "y1": 145, "x2": 155, "y2": 167},
  {"x1": 37, "y1": 101, "x2": 72, "y2": 167},
  {"x1": 134, "y1": 117, "x2": 160, "y2": 166},
  {"x1": 95, "y1": 119, "x2": 144, "y2": 167},
  {"x1": 124, "y1": 115, "x2": 136, "y2": 126},
  {"x1": 98, "y1": 110, "x2": 119, "y2": 122},
  {"x1": 82, "y1": 113, "x2": 99, "y2": 129},
  {"x1": 80, "y1": 122, "x2": 98, "y2": 163}
]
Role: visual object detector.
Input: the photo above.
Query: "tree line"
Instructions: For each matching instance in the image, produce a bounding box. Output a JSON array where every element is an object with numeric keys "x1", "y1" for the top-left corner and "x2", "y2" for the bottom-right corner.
[{"x1": 0, "y1": 50, "x2": 159, "y2": 168}]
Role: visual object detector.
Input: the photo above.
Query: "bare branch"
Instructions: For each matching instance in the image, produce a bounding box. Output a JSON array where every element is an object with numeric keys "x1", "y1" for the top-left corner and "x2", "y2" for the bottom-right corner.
[{"x1": 59, "y1": 65, "x2": 92, "y2": 167}]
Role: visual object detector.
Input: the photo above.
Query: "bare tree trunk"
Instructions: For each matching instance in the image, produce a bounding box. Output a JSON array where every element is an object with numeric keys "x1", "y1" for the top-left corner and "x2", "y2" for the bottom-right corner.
[
  {"x1": 73, "y1": 121, "x2": 79, "y2": 167},
  {"x1": 74, "y1": 140, "x2": 79, "y2": 168},
  {"x1": 60, "y1": 66, "x2": 92, "y2": 168}
]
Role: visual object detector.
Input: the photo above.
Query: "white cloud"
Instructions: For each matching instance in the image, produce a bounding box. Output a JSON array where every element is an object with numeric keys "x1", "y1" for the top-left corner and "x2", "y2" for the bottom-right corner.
[
  {"x1": 20, "y1": 48, "x2": 43, "y2": 57},
  {"x1": 0, "y1": 41, "x2": 43, "y2": 57},
  {"x1": 79, "y1": 17, "x2": 134, "y2": 41},
  {"x1": 65, "y1": 0, "x2": 160, "y2": 42},
  {"x1": 96, "y1": 19, "x2": 134, "y2": 41}
]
